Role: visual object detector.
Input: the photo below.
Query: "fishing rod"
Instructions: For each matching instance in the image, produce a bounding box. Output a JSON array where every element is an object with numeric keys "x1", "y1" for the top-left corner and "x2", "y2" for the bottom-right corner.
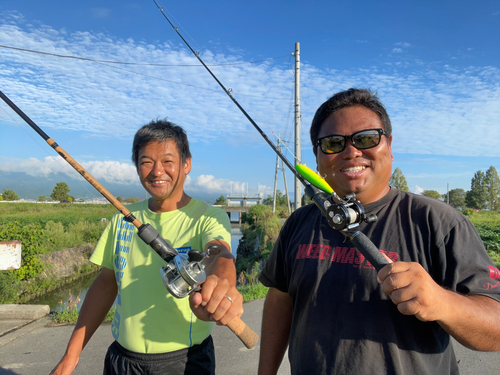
[
  {"x1": 153, "y1": 1, "x2": 389, "y2": 271},
  {"x1": 0, "y1": 90, "x2": 258, "y2": 349}
]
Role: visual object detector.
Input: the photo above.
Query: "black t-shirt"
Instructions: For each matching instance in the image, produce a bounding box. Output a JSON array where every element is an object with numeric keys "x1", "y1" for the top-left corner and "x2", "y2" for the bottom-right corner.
[{"x1": 260, "y1": 188, "x2": 500, "y2": 375}]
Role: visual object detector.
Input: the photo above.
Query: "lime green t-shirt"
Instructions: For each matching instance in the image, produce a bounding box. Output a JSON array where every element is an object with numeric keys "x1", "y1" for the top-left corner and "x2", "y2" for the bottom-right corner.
[{"x1": 90, "y1": 198, "x2": 231, "y2": 354}]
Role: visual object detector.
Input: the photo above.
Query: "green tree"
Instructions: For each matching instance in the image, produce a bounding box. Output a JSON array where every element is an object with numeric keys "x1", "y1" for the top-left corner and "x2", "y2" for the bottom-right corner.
[
  {"x1": 116, "y1": 196, "x2": 123, "y2": 203},
  {"x1": 263, "y1": 190, "x2": 289, "y2": 207},
  {"x1": 421, "y1": 190, "x2": 442, "y2": 200},
  {"x1": 37, "y1": 196, "x2": 47, "y2": 202},
  {"x1": 2, "y1": 189, "x2": 19, "y2": 201},
  {"x1": 485, "y1": 166, "x2": 500, "y2": 211},
  {"x1": 389, "y1": 168, "x2": 410, "y2": 192},
  {"x1": 447, "y1": 188, "x2": 466, "y2": 209},
  {"x1": 214, "y1": 195, "x2": 227, "y2": 205},
  {"x1": 50, "y1": 182, "x2": 70, "y2": 201},
  {"x1": 465, "y1": 171, "x2": 487, "y2": 210}
]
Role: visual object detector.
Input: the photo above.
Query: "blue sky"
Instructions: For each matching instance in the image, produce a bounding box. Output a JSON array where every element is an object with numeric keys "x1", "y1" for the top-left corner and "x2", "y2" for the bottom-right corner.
[{"x1": 1, "y1": 0, "x2": 499, "y2": 202}]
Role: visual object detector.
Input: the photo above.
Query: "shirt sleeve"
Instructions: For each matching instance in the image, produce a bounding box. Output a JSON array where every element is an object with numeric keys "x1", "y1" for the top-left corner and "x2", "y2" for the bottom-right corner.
[
  {"x1": 259, "y1": 216, "x2": 291, "y2": 293},
  {"x1": 443, "y1": 217, "x2": 500, "y2": 303},
  {"x1": 201, "y1": 207, "x2": 231, "y2": 250},
  {"x1": 89, "y1": 214, "x2": 118, "y2": 271}
]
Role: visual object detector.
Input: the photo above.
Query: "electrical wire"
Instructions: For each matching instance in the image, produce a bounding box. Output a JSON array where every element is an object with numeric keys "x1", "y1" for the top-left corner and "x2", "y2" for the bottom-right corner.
[
  {"x1": 0, "y1": 44, "x2": 290, "y2": 67},
  {"x1": 1, "y1": 46, "x2": 292, "y2": 101}
]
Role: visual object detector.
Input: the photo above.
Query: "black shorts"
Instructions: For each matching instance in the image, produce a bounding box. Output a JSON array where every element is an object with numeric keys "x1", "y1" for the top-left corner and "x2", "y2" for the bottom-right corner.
[{"x1": 103, "y1": 336, "x2": 215, "y2": 375}]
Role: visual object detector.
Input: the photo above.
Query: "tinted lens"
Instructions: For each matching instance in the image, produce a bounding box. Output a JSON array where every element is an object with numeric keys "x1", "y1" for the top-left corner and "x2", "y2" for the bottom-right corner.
[
  {"x1": 320, "y1": 136, "x2": 345, "y2": 154},
  {"x1": 352, "y1": 130, "x2": 381, "y2": 149},
  {"x1": 317, "y1": 129, "x2": 384, "y2": 154}
]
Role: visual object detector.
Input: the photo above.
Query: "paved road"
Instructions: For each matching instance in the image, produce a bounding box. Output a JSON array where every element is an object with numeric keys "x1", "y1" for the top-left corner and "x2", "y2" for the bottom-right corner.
[
  {"x1": 0, "y1": 299, "x2": 288, "y2": 375},
  {"x1": 1, "y1": 299, "x2": 500, "y2": 374}
]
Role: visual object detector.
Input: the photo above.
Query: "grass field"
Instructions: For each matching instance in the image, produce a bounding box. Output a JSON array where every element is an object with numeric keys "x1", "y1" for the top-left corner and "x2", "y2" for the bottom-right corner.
[{"x1": 0, "y1": 202, "x2": 117, "y2": 228}]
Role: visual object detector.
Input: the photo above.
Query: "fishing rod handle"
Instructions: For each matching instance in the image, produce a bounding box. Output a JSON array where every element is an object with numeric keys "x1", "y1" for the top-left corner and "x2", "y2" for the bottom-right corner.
[
  {"x1": 348, "y1": 231, "x2": 389, "y2": 272},
  {"x1": 226, "y1": 316, "x2": 259, "y2": 349}
]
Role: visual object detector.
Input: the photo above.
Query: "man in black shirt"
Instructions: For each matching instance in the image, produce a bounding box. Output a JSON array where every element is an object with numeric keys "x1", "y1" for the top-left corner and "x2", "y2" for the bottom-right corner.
[{"x1": 258, "y1": 88, "x2": 500, "y2": 375}]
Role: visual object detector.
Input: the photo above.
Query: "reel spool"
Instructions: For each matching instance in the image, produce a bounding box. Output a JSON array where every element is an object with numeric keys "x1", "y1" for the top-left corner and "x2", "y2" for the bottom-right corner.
[
  {"x1": 160, "y1": 252, "x2": 206, "y2": 298},
  {"x1": 160, "y1": 246, "x2": 220, "y2": 299}
]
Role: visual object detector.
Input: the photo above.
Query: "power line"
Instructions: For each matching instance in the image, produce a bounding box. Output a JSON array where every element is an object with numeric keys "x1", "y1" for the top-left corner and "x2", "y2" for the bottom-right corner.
[
  {"x1": 0, "y1": 44, "x2": 293, "y2": 100},
  {"x1": 0, "y1": 44, "x2": 290, "y2": 67}
]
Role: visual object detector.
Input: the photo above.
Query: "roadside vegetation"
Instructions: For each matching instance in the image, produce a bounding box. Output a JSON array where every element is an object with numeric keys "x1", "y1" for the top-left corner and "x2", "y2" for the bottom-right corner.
[
  {"x1": 0, "y1": 203, "x2": 115, "y2": 304},
  {"x1": 2, "y1": 200, "x2": 500, "y2": 323}
]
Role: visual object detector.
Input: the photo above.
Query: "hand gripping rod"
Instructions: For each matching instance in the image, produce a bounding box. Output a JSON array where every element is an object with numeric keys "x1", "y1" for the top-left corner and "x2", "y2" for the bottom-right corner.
[
  {"x1": 0, "y1": 89, "x2": 258, "y2": 349},
  {"x1": 152, "y1": 3, "x2": 389, "y2": 272}
]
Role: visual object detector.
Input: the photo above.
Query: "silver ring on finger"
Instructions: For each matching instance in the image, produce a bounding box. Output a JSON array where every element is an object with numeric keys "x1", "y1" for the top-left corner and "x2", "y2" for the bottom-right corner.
[{"x1": 224, "y1": 295, "x2": 233, "y2": 304}]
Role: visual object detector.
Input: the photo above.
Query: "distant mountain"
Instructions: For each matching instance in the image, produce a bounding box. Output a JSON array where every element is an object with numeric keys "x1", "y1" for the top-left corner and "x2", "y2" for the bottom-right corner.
[{"x1": 0, "y1": 171, "x2": 222, "y2": 204}]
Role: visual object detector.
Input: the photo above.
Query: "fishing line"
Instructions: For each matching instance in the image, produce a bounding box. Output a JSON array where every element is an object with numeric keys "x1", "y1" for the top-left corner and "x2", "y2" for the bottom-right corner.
[
  {"x1": 151, "y1": 2, "x2": 390, "y2": 272},
  {"x1": 90, "y1": 60, "x2": 289, "y2": 100},
  {"x1": 153, "y1": 0, "x2": 305, "y2": 175}
]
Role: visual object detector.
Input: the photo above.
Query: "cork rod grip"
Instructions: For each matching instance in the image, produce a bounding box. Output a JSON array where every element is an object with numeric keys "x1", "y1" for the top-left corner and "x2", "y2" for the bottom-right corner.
[{"x1": 226, "y1": 316, "x2": 259, "y2": 349}]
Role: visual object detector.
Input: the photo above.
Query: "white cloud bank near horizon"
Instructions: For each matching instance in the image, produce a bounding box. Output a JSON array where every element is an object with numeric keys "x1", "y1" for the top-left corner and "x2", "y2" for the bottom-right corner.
[
  {"x1": 0, "y1": 156, "x2": 271, "y2": 196},
  {"x1": 1, "y1": 10, "x2": 500, "y2": 159}
]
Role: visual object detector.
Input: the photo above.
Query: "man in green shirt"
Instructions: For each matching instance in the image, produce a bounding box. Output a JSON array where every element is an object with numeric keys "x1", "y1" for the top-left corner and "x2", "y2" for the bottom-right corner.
[{"x1": 52, "y1": 119, "x2": 241, "y2": 375}]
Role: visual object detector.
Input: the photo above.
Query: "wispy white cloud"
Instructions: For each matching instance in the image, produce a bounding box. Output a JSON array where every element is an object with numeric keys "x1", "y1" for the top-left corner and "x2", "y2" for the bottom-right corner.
[{"x1": 0, "y1": 10, "x2": 499, "y2": 162}]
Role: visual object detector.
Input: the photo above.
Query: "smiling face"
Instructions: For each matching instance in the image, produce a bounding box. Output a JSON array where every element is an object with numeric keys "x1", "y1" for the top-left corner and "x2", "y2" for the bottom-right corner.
[
  {"x1": 137, "y1": 140, "x2": 191, "y2": 212},
  {"x1": 315, "y1": 106, "x2": 394, "y2": 204}
]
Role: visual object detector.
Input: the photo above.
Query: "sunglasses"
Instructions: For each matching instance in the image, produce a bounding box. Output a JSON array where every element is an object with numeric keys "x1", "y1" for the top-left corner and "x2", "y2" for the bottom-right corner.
[{"x1": 316, "y1": 128, "x2": 387, "y2": 155}]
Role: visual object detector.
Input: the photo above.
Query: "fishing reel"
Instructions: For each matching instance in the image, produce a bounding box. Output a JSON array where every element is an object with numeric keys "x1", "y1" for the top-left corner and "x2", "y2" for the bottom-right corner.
[
  {"x1": 160, "y1": 245, "x2": 221, "y2": 298},
  {"x1": 137, "y1": 223, "x2": 220, "y2": 299},
  {"x1": 323, "y1": 192, "x2": 378, "y2": 231},
  {"x1": 304, "y1": 185, "x2": 377, "y2": 232}
]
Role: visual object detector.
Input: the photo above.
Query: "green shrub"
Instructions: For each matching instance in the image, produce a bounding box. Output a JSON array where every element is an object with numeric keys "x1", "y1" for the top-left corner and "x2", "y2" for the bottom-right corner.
[
  {"x1": 236, "y1": 204, "x2": 283, "y2": 278},
  {"x1": 475, "y1": 224, "x2": 500, "y2": 252},
  {"x1": 0, "y1": 221, "x2": 49, "y2": 281},
  {"x1": 462, "y1": 208, "x2": 476, "y2": 216},
  {"x1": 237, "y1": 282, "x2": 269, "y2": 302},
  {"x1": 0, "y1": 272, "x2": 21, "y2": 303}
]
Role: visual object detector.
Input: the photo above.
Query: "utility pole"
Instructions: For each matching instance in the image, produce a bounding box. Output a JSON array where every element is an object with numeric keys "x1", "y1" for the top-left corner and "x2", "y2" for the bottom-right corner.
[
  {"x1": 282, "y1": 154, "x2": 291, "y2": 214},
  {"x1": 273, "y1": 141, "x2": 279, "y2": 214},
  {"x1": 294, "y1": 42, "x2": 302, "y2": 211},
  {"x1": 272, "y1": 134, "x2": 292, "y2": 215},
  {"x1": 447, "y1": 183, "x2": 449, "y2": 204}
]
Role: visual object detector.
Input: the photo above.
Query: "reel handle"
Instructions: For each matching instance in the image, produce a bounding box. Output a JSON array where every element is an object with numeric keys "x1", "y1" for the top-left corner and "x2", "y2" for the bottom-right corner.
[{"x1": 226, "y1": 316, "x2": 259, "y2": 349}]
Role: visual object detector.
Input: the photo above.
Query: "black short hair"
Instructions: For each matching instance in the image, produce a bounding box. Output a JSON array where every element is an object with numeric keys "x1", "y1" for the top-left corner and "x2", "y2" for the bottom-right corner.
[
  {"x1": 131, "y1": 118, "x2": 192, "y2": 168},
  {"x1": 310, "y1": 88, "x2": 392, "y2": 151}
]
